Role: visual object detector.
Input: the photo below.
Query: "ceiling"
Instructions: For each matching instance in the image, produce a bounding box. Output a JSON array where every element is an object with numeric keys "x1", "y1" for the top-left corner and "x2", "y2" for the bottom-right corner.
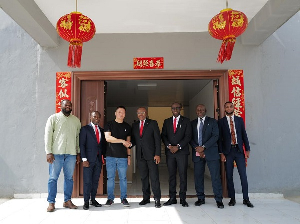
[
  {"x1": 1, "y1": 0, "x2": 299, "y2": 47},
  {"x1": 106, "y1": 79, "x2": 211, "y2": 107},
  {"x1": 34, "y1": 0, "x2": 268, "y2": 34}
]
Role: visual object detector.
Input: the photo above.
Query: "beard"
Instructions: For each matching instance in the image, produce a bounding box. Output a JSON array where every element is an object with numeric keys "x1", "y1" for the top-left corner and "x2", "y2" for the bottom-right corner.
[
  {"x1": 225, "y1": 111, "x2": 234, "y2": 115},
  {"x1": 62, "y1": 108, "x2": 72, "y2": 115}
]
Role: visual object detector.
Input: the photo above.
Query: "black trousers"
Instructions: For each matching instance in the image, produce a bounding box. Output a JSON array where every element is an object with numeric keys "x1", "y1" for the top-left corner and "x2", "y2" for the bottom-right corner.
[
  {"x1": 137, "y1": 158, "x2": 161, "y2": 199},
  {"x1": 166, "y1": 153, "x2": 188, "y2": 200},
  {"x1": 83, "y1": 158, "x2": 102, "y2": 202},
  {"x1": 225, "y1": 146, "x2": 249, "y2": 200}
]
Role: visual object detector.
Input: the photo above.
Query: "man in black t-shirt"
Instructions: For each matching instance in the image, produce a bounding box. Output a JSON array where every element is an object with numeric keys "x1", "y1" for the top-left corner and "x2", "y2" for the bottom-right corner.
[{"x1": 104, "y1": 106, "x2": 132, "y2": 207}]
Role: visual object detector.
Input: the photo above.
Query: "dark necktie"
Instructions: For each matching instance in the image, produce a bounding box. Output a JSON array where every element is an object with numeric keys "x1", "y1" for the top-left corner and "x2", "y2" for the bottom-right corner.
[
  {"x1": 198, "y1": 118, "x2": 203, "y2": 145},
  {"x1": 140, "y1": 120, "x2": 144, "y2": 137},
  {"x1": 230, "y1": 116, "x2": 236, "y2": 145},
  {"x1": 173, "y1": 117, "x2": 177, "y2": 133},
  {"x1": 95, "y1": 125, "x2": 100, "y2": 144}
]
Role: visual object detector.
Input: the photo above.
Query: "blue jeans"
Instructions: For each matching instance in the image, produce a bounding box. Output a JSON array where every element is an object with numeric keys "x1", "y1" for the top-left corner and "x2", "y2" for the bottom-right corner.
[
  {"x1": 106, "y1": 156, "x2": 128, "y2": 200},
  {"x1": 47, "y1": 154, "x2": 76, "y2": 203}
]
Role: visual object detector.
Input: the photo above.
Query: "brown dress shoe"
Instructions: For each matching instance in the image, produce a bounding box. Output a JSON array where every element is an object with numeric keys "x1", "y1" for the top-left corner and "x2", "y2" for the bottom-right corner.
[
  {"x1": 47, "y1": 203, "x2": 55, "y2": 212},
  {"x1": 63, "y1": 200, "x2": 78, "y2": 209}
]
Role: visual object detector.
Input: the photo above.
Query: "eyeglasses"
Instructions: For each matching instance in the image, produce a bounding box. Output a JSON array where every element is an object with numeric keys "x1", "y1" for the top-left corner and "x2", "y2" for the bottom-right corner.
[
  {"x1": 171, "y1": 107, "x2": 181, "y2": 110},
  {"x1": 137, "y1": 112, "x2": 146, "y2": 115}
]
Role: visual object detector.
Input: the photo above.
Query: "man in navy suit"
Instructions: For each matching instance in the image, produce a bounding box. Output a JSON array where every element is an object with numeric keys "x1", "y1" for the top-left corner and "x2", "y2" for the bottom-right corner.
[
  {"x1": 80, "y1": 111, "x2": 107, "y2": 210},
  {"x1": 190, "y1": 104, "x2": 224, "y2": 208},
  {"x1": 162, "y1": 102, "x2": 192, "y2": 207},
  {"x1": 218, "y1": 102, "x2": 254, "y2": 208},
  {"x1": 131, "y1": 107, "x2": 162, "y2": 208}
]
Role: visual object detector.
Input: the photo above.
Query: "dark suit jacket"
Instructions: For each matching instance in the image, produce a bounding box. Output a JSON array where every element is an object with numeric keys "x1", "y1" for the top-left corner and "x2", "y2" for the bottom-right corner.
[
  {"x1": 161, "y1": 116, "x2": 192, "y2": 155},
  {"x1": 131, "y1": 119, "x2": 161, "y2": 160},
  {"x1": 190, "y1": 116, "x2": 219, "y2": 162},
  {"x1": 218, "y1": 116, "x2": 250, "y2": 155},
  {"x1": 79, "y1": 123, "x2": 107, "y2": 163}
]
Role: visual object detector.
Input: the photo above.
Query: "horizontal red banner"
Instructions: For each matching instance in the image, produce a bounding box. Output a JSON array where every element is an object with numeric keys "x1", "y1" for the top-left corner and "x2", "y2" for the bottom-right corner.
[{"x1": 133, "y1": 57, "x2": 164, "y2": 69}]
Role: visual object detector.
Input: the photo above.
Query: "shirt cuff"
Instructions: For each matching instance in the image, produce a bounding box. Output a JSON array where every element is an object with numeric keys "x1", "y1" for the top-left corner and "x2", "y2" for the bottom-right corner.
[{"x1": 82, "y1": 158, "x2": 87, "y2": 162}]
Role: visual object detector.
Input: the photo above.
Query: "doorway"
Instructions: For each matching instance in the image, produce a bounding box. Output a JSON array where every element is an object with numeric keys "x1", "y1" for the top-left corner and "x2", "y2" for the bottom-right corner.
[{"x1": 71, "y1": 70, "x2": 229, "y2": 198}]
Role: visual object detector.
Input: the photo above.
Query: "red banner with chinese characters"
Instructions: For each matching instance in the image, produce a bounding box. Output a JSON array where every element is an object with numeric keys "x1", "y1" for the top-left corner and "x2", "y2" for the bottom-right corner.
[
  {"x1": 56, "y1": 72, "x2": 71, "y2": 113},
  {"x1": 228, "y1": 70, "x2": 245, "y2": 121},
  {"x1": 133, "y1": 57, "x2": 164, "y2": 69},
  {"x1": 228, "y1": 70, "x2": 247, "y2": 166}
]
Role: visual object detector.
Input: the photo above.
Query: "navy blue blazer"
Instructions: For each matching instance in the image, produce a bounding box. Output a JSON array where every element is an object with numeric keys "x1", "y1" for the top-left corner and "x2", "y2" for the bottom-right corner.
[
  {"x1": 131, "y1": 119, "x2": 161, "y2": 160},
  {"x1": 79, "y1": 123, "x2": 107, "y2": 163},
  {"x1": 190, "y1": 116, "x2": 219, "y2": 162},
  {"x1": 218, "y1": 116, "x2": 250, "y2": 155},
  {"x1": 161, "y1": 116, "x2": 192, "y2": 155}
]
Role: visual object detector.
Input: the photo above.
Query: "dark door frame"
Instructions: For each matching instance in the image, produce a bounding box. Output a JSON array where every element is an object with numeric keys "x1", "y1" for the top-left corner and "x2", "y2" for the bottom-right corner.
[{"x1": 71, "y1": 70, "x2": 229, "y2": 197}]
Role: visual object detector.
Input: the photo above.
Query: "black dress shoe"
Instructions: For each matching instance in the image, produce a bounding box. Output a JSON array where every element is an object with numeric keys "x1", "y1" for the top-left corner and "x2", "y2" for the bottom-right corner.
[
  {"x1": 228, "y1": 198, "x2": 236, "y2": 206},
  {"x1": 216, "y1": 201, "x2": 224, "y2": 209},
  {"x1": 180, "y1": 199, "x2": 189, "y2": 207},
  {"x1": 155, "y1": 199, "x2": 161, "y2": 208},
  {"x1": 195, "y1": 199, "x2": 205, "y2": 206},
  {"x1": 90, "y1": 200, "x2": 102, "y2": 207},
  {"x1": 163, "y1": 198, "x2": 177, "y2": 206},
  {"x1": 139, "y1": 199, "x2": 150, "y2": 205},
  {"x1": 83, "y1": 201, "x2": 89, "y2": 210},
  {"x1": 243, "y1": 199, "x2": 254, "y2": 208}
]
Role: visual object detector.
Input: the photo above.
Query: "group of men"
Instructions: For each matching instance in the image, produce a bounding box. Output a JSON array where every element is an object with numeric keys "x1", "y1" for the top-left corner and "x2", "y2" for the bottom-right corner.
[{"x1": 45, "y1": 99, "x2": 253, "y2": 212}]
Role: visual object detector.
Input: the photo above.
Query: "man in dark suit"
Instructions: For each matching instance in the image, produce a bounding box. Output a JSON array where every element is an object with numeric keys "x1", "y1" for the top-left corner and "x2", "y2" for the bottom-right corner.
[
  {"x1": 218, "y1": 102, "x2": 254, "y2": 208},
  {"x1": 80, "y1": 111, "x2": 107, "y2": 210},
  {"x1": 161, "y1": 102, "x2": 192, "y2": 207},
  {"x1": 131, "y1": 107, "x2": 162, "y2": 208},
  {"x1": 190, "y1": 104, "x2": 224, "y2": 208}
]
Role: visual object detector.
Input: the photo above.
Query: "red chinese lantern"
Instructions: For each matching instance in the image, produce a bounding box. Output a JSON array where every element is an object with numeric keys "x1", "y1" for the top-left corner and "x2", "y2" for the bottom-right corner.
[
  {"x1": 56, "y1": 12, "x2": 96, "y2": 68},
  {"x1": 208, "y1": 8, "x2": 248, "y2": 63}
]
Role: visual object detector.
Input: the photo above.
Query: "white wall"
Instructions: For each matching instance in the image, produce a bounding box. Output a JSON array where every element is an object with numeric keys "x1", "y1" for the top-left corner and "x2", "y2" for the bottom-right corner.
[{"x1": 1, "y1": 9, "x2": 300, "y2": 197}]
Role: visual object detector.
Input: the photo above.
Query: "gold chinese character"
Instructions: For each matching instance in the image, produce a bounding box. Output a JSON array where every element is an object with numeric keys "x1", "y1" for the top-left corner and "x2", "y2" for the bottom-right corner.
[
  {"x1": 136, "y1": 60, "x2": 143, "y2": 68},
  {"x1": 234, "y1": 109, "x2": 243, "y2": 117},
  {"x1": 58, "y1": 89, "x2": 69, "y2": 98},
  {"x1": 59, "y1": 78, "x2": 69, "y2": 88},
  {"x1": 155, "y1": 60, "x2": 161, "y2": 67},
  {"x1": 143, "y1": 60, "x2": 149, "y2": 67},
  {"x1": 149, "y1": 60, "x2": 154, "y2": 67},
  {"x1": 231, "y1": 87, "x2": 242, "y2": 97},
  {"x1": 231, "y1": 76, "x2": 241, "y2": 86}
]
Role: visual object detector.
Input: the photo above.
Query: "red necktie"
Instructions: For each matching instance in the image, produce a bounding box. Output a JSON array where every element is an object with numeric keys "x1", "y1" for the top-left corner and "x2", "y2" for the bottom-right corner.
[
  {"x1": 140, "y1": 120, "x2": 144, "y2": 137},
  {"x1": 173, "y1": 117, "x2": 177, "y2": 133},
  {"x1": 95, "y1": 125, "x2": 104, "y2": 163},
  {"x1": 95, "y1": 125, "x2": 100, "y2": 144},
  {"x1": 229, "y1": 116, "x2": 236, "y2": 145}
]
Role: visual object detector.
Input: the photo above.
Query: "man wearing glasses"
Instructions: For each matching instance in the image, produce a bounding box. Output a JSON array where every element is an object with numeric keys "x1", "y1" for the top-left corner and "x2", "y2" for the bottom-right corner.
[{"x1": 161, "y1": 102, "x2": 192, "y2": 207}]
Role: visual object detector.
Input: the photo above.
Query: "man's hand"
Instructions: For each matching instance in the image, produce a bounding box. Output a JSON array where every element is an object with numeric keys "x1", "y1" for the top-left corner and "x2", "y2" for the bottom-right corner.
[
  {"x1": 220, "y1": 153, "x2": 226, "y2": 162},
  {"x1": 128, "y1": 157, "x2": 131, "y2": 166},
  {"x1": 154, "y1": 155, "x2": 161, "y2": 164},
  {"x1": 199, "y1": 152, "x2": 205, "y2": 158},
  {"x1": 195, "y1": 146, "x2": 205, "y2": 154},
  {"x1": 82, "y1": 161, "x2": 90, "y2": 167},
  {"x1": 122, "y1": 140, "x2": 131, "y2": 148},
  {"x1": 46, "y1": 153, "x2": 54, "y2": 164},
  {"x1": 76, "y1": 154, "x2": 81, "y2": 164},
  {"x1": 169, "y1": 145, "x2": 179, "y2": 154},
  {"x1": 245, "y1": 151, "x2": 250, "y2": 159}
]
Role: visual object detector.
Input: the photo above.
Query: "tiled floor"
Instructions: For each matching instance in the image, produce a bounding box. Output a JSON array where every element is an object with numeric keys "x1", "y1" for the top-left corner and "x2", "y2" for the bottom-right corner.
[
  {"x1": 1, "y1": 196, "x2": 300, "y2": 224},
  {"x1": 2, "y1": 165, "x2": 300, "y2": 223}
]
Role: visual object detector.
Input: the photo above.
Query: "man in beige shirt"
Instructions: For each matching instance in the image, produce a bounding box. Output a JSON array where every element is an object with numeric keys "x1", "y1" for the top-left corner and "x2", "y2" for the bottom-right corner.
[{"x1": 44, "y1": 99, "x2": 81, "y2": 212}]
